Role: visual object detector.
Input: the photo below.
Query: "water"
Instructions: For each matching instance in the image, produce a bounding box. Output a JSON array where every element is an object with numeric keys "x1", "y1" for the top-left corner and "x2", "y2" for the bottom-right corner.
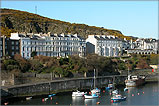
[{"x1": 10, "y1": 82, "x2": 159, "y2": 105}]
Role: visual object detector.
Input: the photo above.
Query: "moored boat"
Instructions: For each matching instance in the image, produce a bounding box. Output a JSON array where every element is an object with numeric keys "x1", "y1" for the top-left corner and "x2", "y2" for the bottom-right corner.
[
  {"x1": 84, "y1": 93, "x2": 99, "y2": 99},
  {"x1": 106, "y1": 84, "x2": 113, "y2": 90},
  {"x1": 111, "y1": 94, "x2": 126, "y2": 101},
  {"x1": 125, "y1": 75, "x2": 145, "y2": 87},
  {"x1": 90, "y1": 69, "x2": 100, "y2": 93},
  {"x1": 112, "y1": 90, "x2": 118, "y2": 95},
  {"x1": 91, "y1": 88, "x2": 100, "y2": 93},
  {"x1": 124, "y1": 87, "x2": 128, "y2": 91},
  {"x1": 26, "y1": 97, "x2": 32, "y2": 100},
  {"x1": 48, "y1": 94, "x2": 56, "y2": 97},
  {"x1": 72, "y1": 90, "x2": 87, "y2": 97}
]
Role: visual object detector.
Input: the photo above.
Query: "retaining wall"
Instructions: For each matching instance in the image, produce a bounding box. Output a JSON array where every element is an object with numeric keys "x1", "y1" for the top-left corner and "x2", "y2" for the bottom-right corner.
[{"x1": 7, "y1": 75, "x2": 127, "y2": 97}]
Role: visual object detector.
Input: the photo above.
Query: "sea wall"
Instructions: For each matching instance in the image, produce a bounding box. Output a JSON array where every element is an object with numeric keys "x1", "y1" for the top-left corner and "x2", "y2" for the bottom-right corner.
[{"x1": 7, "y1": 75, "x2": 126, "y2": 97}]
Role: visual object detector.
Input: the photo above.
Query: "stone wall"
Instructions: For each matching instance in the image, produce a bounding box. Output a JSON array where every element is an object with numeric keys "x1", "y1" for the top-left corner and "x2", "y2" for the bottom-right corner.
[
  {"x1": 7, "y1": 75, "x2": 126, "y2": 97},
  {"x1": 1, "y1": 73, "x2": 15, "y2": 86}
]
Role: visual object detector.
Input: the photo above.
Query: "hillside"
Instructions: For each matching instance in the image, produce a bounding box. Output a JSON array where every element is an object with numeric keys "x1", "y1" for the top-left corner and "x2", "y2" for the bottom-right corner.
[{"x1": 1, "y1": 8, "x2": 132, "y2": 40}]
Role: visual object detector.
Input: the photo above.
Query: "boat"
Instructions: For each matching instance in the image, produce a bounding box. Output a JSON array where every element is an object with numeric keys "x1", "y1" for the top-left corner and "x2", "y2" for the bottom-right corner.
[
  {"x1": 84, "y1": 92, "x2": 99, "y2": 99},
  {"x1": 124, "y1": 87, "x2": 128, "y2": 91},
  {"x1": 91, "y1": 88, "x2": 100, "y2": 93},
  {"x1": 125, "y1": 75, "x2": 145, "y2": 87},
  {"x1": 111, "y1": 94, "x2": 126, "y2": 101},
  {"x1": 106, "y1": 84, "x2": 113, "y2": 90},
  {"x1": 26, "y1": 97, "x2": 32, "y2": 100},
  {"x1": 91, "y1": 69, "x2": 100, "y2": 93},
  {"x1": 112, "y1": 90, "x2": 119, "y2": 95},
  {"x1": 72, "y1": 90, "x2": 87, "y2": 97},
  {"x1": 48, "y1": 94, "x2": 56, "y2": 97}
]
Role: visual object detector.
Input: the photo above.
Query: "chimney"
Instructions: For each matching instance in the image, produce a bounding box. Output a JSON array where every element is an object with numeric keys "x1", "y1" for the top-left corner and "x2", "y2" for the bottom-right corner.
[
  {"x1": 54, "y1": 33, "x2": 58, "y2": 36},
  {"x1": 96, "y1": 35, "x2": 100, "y2": 38},
  {"x1": 88, "y1": 35, "x2": 95, "y2": 38},
  {"x1": 47, "y1": 32, "x2": 51, "y2": 37},
  {"x1": 61, "y1": 33, "x2": 65, "y2": 37},
  {"x1": 73, "y1": 33, "x2": 78, "y2": 37},
  {"x1": 111, "y1": 35, "x2": 115, "y2": 39},
  {"x1": 107, "y1": 35, "x2": 111, "y2": 39},
  {"x1": 101, "y1": 35, "x2": 106, "y2": 38}
]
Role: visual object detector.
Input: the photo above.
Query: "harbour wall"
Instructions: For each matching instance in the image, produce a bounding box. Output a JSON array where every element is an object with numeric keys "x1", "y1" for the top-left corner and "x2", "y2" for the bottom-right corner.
[{"x1": 7, "y1": 75, "x2": 127, "y2": 97}]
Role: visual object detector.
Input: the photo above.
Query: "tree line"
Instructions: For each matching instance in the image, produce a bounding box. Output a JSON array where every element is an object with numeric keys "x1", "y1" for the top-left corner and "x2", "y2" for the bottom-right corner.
[{"x1": 1, "y1": 53, "x2": 157, "y2": 77}]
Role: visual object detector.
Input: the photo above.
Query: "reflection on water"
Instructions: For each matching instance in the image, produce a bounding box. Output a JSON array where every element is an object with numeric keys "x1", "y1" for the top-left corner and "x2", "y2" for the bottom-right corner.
[
  {"x1": 84, "y1": 98, "x2": 98, "y2": 105},
  {"x1": 10, "y1": 83, "x2": 159, "y2": 105},
  {"x1": 72, "y1": 96, "x2": 84, "y2": 105}
]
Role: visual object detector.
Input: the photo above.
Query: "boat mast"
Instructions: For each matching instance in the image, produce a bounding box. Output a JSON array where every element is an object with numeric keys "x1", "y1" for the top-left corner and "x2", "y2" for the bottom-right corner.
[
  {"x1": 128, "y1": 65, "x2": 129, "y2": 76},
  {"x1": 94, "y1": 69, "x2": 96, "y2": 89}
]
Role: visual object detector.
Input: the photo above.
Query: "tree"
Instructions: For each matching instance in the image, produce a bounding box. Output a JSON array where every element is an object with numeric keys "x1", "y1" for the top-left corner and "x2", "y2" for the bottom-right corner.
[
  {"x1": 7, "y1": 65, "x2": 19, "y2": 71},
  {"x1": 14, "y1": 54, "x2": 30, "y2": 72},
  {"x1": 54, "y1": 67, "x2": 69, "y2": 77},
  {"x1": 30, "y1": 59, "x2": 43, "y2": 73},
  {"x1": 150, "y1": 54, "x2": 159, "y2": 65},
  {"x1": 31, "y1": 51, "x2": 37, "y2": 58},
  {"x1": 136, "y1": 58, "x2": 151, "y2": 69}
]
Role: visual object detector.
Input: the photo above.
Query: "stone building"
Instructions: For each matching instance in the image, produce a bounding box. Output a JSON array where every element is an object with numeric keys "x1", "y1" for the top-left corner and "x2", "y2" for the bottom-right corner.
[{"x1": 86, "y1": 35, "x2": 123, "y2": 57}]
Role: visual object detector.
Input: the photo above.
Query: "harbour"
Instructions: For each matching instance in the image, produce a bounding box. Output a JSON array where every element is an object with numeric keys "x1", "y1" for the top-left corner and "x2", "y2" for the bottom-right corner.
[
  {"x1": 6, "y1": 82, "x2": 159, "y2": 105},
  {"x1": 1, "y1": 1, "x2": 159, "y2": 106}
]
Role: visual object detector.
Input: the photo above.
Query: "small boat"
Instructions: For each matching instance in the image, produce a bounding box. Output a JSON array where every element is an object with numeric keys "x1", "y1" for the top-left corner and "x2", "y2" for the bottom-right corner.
[
  {"x1": 84, "y1": 93, "x2": 99, "y2": 99},
  {"x1": 125, "y1": 75, "x2": 145, "y2": 87},
  {"x1": 72, "y1": 90, "x2": 87, "y2": 97},
  {"x1": 48, "y1": 94, "x2": 56, "y2": 97},
  {"x1": 106, "y1": 84, "x2": 113, "y2": 90},
  {"x1": 111, "y1": 94, "x2": 126, "y2": 101},
  {"x1": 90, "y1": 69, "x2": 100, "y2": 93},
  {"x1": 26, "y1": 97, "x2": 32, "y2": 100},
  {"x1": 124, "y1": 87, "x2": 128, "y2": 92},
  {"x1": 91, "y1": 88, "x2": 100, "y2": 93},
  {"x1": 112, "y1": 90, "x2": 118, "y2": 95},
  {"x1": 44, "y1": 98, "x2": 48, "y2": 101}
]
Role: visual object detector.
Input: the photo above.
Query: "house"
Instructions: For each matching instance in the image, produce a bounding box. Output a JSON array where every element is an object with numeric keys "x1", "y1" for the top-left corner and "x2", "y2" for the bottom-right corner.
[{"x1": 86, "y1": 35, "x2": 123, "y2": 57}]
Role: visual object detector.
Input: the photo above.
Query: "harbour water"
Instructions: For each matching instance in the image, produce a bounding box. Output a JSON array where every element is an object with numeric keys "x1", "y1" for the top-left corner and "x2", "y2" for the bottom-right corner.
[{"x1": 9, "y1": 82, "x2": 159, "y2": 105}]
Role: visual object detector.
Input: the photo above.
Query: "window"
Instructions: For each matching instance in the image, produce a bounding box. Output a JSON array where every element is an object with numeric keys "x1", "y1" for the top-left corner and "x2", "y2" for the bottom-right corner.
[
  {"x1": 11, "y1": 41, "x2": 14, "y2": 45},
  {"x1": 12, "y1": 46, "x2": 14, "y2": 50},
  {"x1": 16, "y1": 42, "x2": 19, "y2": 45},
  {"x1": 12, "y1": 52, "x2": 14, "y2": 56},
  {"x1": 16, "y1": 47, "x2": 18, "y2": 50}
]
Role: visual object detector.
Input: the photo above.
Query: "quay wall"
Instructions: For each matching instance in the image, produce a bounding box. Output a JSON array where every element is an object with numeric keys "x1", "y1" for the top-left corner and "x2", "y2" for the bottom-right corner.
[{"x1": 7, "y1": 75, "x2": 127, "y2": 97}]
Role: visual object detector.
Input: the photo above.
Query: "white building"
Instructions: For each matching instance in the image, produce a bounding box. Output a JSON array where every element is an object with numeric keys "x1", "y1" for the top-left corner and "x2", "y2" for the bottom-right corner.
[
  {"x1": 10, "y1": 33, "x2": 86, "y2": 59},
  {"x1": 127, "y1": 38, "x2": 159, "y2": 54},
  {"x1": 86, "y1": 35, "x2": 123, "y2": 57}
]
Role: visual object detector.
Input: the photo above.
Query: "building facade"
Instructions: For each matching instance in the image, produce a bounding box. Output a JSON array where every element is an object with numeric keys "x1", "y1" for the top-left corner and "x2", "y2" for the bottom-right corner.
[
  {"x1": 10, "y1": 33, "x2": 86, "y2": 59},
  {"x1": 0, "y1": 36, "x2": 20, "y2": 58},
  {"x1": 86, "y1": 35, "x2": 123, "y2": 57},
  {"x1": 127, "y1": 38, "x2": 159, "y2": 54}
]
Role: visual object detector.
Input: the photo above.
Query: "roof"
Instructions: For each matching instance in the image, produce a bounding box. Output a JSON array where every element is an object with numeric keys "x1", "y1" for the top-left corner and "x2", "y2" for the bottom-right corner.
[{"x1": 94, "y1": 35, "x2": 122, "y2": 41}]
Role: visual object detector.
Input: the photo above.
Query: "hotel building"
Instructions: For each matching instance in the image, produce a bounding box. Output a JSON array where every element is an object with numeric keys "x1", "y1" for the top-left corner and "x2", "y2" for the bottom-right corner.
[{"x1": 86, "y1": 35, "x2": 123, "y2": 57}]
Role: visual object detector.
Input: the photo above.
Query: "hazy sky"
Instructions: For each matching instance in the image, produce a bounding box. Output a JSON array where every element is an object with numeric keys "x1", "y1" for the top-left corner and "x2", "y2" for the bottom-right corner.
[{"x1": 1, "y1": 1, "x2": 158, "y2": 39}]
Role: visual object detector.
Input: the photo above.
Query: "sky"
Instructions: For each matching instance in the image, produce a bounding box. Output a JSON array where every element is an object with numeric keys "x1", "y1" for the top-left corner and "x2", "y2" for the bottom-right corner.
[{"x1": 1, "y1": 1, "x2": 158, "y2": 39}]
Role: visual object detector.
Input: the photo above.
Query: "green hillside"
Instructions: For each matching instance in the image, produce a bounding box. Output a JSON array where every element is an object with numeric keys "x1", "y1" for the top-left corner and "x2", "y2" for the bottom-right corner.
[{"x1": 1, "y1": 8, "x2": 132, "y2": 40}]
